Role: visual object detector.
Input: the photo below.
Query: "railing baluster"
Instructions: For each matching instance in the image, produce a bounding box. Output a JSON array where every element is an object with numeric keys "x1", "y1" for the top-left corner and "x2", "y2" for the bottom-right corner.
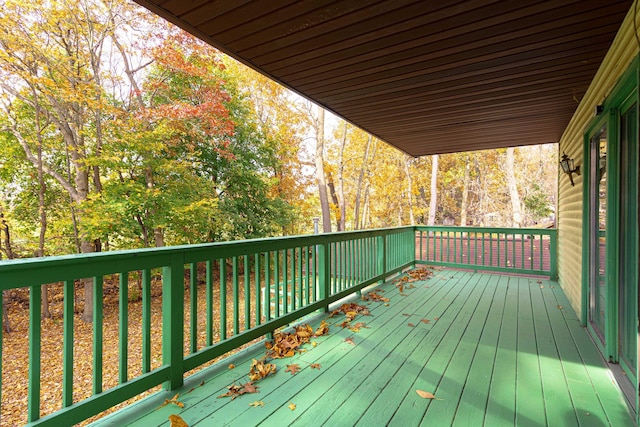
[
  {"x1": 190, "y1": 263, "x2": 197, "y2": 353},
  {"x1": 28, "y1": 285, "x2": 41, "y2": 422},
  {"x1": 232, "y1": 256, "x2": 239, "y2": 335},
  {"x1": 163, "y1": 255, "x2": 184, "y2": 391},
  {"x1": 244, "y1": 255, "x2": 250, "y2": 330},
  {"x1": 119, "y1": 272, "x2": 128, "y2": 384},
  {"x1": 63, "y1": 279, "x2": 74, "y2": 407},
  {"x1": 206, "y1": 260, "x2": 214, "y2": 346},
  {"x1": 274, "y1": 250, "x2": 280, "y2": 317},
  {"x1": 264, "y1": 252, "x2": 271, "y2": 321},
  {"x1": 255, "y1": 253, "x2": 262, "y2": 326},
  {"x1": 142, "y1": 269, "x2": 151, "y2": 373},
  {"x1": 93, "y1": 276, "x2": 104, "y2": 393},
  {"x1": 219, "y1": 259, "x2": 227, "y2": 341}
]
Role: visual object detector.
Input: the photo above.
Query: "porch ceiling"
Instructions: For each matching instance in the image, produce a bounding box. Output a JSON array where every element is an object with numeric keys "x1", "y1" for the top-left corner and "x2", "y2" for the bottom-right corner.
[{"x1": 132, "y1": 0, "x2": 632, "y2": 157}]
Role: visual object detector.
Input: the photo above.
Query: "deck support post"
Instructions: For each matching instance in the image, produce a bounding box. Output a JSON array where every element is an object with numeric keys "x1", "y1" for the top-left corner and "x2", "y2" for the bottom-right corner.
[
  {"x1": 318, "y1": 241, "x2": 330, "y2": 312},
  {"x1": 162, "y1": 254, "x2": 185, "y2": 391}
]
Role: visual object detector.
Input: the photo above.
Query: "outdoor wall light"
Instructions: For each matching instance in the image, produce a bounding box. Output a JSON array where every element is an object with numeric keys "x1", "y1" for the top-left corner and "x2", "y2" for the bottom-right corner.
[{"x1": 560, "y1": 152, "x2": 580, "y2": 186}]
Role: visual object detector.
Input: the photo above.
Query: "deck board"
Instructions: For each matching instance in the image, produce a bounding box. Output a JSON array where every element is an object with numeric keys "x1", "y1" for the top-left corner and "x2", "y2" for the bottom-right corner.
[{"x1": 93, "y1": 270, "x2": 634, "y2": 427}]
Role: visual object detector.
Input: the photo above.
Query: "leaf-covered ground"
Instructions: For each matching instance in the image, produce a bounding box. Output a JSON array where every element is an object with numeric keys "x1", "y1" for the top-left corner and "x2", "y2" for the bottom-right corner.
[{"x1": 1, "y1": 271, "x2": 258, "y2": 427}]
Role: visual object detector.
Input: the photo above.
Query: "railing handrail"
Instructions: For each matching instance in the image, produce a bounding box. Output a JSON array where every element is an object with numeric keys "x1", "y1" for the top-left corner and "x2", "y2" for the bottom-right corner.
[{"x1": 0, "y1": 225, "x2": 557, "y2": 426}]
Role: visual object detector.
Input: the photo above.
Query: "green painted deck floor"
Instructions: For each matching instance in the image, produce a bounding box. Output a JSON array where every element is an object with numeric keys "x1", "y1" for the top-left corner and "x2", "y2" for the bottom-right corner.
[{"x1": 95, "y1": 270, "x2": 634, "y2": 427}]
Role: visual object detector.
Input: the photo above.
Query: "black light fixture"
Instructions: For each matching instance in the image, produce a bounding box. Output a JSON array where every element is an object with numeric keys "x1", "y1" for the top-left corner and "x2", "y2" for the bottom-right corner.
[{"x1": 560, "y1": 152, "x2": 580, "y2": 186}]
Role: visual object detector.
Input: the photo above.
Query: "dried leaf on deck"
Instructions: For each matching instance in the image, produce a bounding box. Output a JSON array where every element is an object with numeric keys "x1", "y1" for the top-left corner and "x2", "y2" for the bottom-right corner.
[
  {"x1": 159, "y1": 393, "x2": 184, "y2": 409},
  {"x1": 285, "y1": 364, "x2": 301, "y2": 375},
  {"x1": 314, "y1": 320, "x2": 330, "y2": 336},
  {"x1": 228, "y1": 364, "x2": 235, "y2": 369},
  {"x1": 288, "y1": 402, "x2": 297, "y2": 411},
  {"x1": 310, "y1": 363, "x2": 321, "y2": 370},
  {"x1": 421, "y1": 319, "x2": 430, "y2": 324},
  {"x1": 248, "y1": 359, "x2": 277, "y2": 381},
  {"x1": 416, "y1": 390, "x2": 436, "y2": 399},
  {"x1": 344, "y1": 337, "x2": 356, "y2": 346},
  {"x1": 407, "y1": 323, "x2": 414, "y2": 327},
  {"x1": 169, "y1": 414, "x2": 189, "y2": 427},
  {"x1": 349, "y1": 322, "x2": 367, "y2": 332},
  {"x1": 249, "y1": 400, "x2": 265, "y2": 407}
]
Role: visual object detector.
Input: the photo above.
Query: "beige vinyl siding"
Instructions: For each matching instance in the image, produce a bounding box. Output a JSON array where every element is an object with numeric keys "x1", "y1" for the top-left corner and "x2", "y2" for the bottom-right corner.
[{"x1": 557, "y1": 3, "x2": 640, "y2": 317}]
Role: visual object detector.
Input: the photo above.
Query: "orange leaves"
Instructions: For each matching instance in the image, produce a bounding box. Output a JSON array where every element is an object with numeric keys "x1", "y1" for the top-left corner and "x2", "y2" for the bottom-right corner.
[
  {"x1": 329, "y1": 302, "x2": 371, "y2": 317},
  {"x1": 362, "y1": 292, "x2": 389, "y2": 303},
  {"x1": 310, "y1": 363, "x2": 321, "y2": 370},
  {"x1": 285, "y1": 364, "x2": 301, "y2": 375},
  {"x1": 265, "y1": 323, "x2": 320, "y2": 359},
  {"x1": 248, "y1": 359, "x2": 277, "y2": 381},
  {"x1": 344, "y1": 337, "x2": 356, "y2": 346},
  {"x1": 169, "y1": 414, "x2": 189, "y2": 427}
]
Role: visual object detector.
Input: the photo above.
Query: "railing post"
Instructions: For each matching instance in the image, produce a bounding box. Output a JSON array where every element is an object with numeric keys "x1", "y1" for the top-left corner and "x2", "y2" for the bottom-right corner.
[
  {"x1": 377, "y1": 234, "x2": 386, "y2": 282},
  {"x1": 163, "y1": 254, "x2": 184, "y2": 391},
  {"x1": 549, "y1": 230, "x2": 558, "y2": 279},
  {"x1": 318, "y1": 241, "x2": 330, "y2": 312}
]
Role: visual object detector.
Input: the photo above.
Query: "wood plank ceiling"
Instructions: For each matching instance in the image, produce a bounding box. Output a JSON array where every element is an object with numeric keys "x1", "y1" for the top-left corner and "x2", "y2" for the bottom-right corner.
[{"x1": 132, "y1": 0, "x2": 632, "y2": 157}]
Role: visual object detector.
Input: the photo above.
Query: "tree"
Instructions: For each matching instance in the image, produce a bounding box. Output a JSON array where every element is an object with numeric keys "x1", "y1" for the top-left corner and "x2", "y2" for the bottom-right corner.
[
  {"x1": 505, "y1": 147, "x2": 523, "y2": 227},
  {"x1": 427, "y1": 155, "x2": 439, "y2": 226}
]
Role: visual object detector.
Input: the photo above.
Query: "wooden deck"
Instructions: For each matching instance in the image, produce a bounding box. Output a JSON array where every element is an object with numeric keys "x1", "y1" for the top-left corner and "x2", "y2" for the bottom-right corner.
[{"x1": 93, "y1": 269, "x2": 634, "y2": 427}]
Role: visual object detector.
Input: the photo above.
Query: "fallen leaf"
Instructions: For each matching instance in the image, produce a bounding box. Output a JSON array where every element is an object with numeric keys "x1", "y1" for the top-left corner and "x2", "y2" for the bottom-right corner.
[
  {"x1": 228, "y1": 364, "x2": 235, "y2": 369},
  {"x1": 408, "y1": 323, "x2": 415, "y2": 327},
  {"x1": 159, "y1": 393, "x2": 185, "y2": 409},
  {"x1": 169, "y1": 414, "x2": 189, "y2": 427},
  {"x1": 248, "y1": 359, "x2": 277, "y2": 381},
  {"x1": 242, "y1": 382, "x2": 258, "y2": 394},
  {"x1": 289, "y1": 402, "x2": 297, "y2": 411},
  {"x1": 310, "y1": 363, "x2": 321, "y2": 370},
  {"x1": 421, "y1": 319, "x2": 430, "y2": 324},
  {"x1": 557, "y1": 305, "x2": 563, "y2": 310},
  {"x1": 312, "y1": 341, "x2": 318, "y2": 347},
  {"x1": 540, "y1": 285, "x2": 544, "y2": 289},
  {"x1": 416, "y1": 390, "x2": 436, "y2": 399},
  {"x1": 249, "y1": 400, "x2": 265, "y2": 407},
  {"x1": 285, "y1": 364, "x2": 301, "y2": 375},
  {"x1": 344, "y1": 337, "x2": 356, "y2": 346},
  {"x1": 402, "y1": 313, "x2": 410, "y2": 317},
  {"x1": 314, "y1": 320, "x2": 330, "y2": 336}
]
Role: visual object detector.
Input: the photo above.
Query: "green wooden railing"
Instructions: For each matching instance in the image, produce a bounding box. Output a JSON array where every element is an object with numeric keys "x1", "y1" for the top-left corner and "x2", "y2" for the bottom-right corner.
[
  {"x1": 415, "y1": 226, "x2": 557, "y2": 278},
  {"x1": 0, "y1": 225, "x2": 556, "y2": 426},
  {"x1": 0, "y1": 227, "x2": 415, "y2": 426}
]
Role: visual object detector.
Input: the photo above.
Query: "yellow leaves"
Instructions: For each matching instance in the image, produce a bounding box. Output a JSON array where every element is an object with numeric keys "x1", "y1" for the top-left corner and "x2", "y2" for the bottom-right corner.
[
  {"x1": 228, "y1": 363, "x2": 235, "y2": 369},
  {"x1": 249, "y1": 400, "x2": 265, "y2": 407},
  {"x1": 169, "y1": 414, "x2": 189, "y2": 427},
  {"x1": 248, "y1": 359, "x2": 277, "y2": 381},
  {"x1": 314, "y1": 321, "x2": 330, "y2": 337},
  {"x1": 288, "y1": 402, "x2": 297, "y2": 411}
]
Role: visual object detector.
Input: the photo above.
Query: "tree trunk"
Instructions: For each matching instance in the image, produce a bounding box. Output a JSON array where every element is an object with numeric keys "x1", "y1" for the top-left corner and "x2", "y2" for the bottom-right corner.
[
  {"x1": 354, "y1": 136, "x2": 372, "y2": 230},
  {"x1": 460, "y1": 155, "x2": 471, "y2": 226},
  {"x1": 427, "y1": 154, "x2": 439, "y2": 226},
  {"x1": 327, "y1": 172, "x2": 341, "y2": 231},
  {"x1": 404, "y1": 155, "x2": 415, "y2": 225},
  {"x1": 337, "y1": 122, "x2": 347, "y2": 231},
  {"x1": 0, "y1": 207, "x2": 12, "y2": 332},
  {"x1": 35, "y1": 107, "x2": 51, "y2": 319},
  {"x1": 314, "y1": 108, "x2": 331, "y2": 232},
  {"x1": 506, "y1": 147, "x2": 523, "y2": 227}
]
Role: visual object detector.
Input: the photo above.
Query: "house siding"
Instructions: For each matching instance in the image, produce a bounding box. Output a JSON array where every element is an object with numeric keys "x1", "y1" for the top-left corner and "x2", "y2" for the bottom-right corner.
[{"x1": 557, "y1": 3, "x2": 639, "y2": 318}]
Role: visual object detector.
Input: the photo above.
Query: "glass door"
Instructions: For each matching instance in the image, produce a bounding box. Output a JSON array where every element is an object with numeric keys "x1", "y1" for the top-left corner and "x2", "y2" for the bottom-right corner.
[
  {"x1": 618, "y1": 101, "x2": 637, "y2": 380},
  {"x1": 588, "y1": 126, "x2": 607, "y2": 344}
]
